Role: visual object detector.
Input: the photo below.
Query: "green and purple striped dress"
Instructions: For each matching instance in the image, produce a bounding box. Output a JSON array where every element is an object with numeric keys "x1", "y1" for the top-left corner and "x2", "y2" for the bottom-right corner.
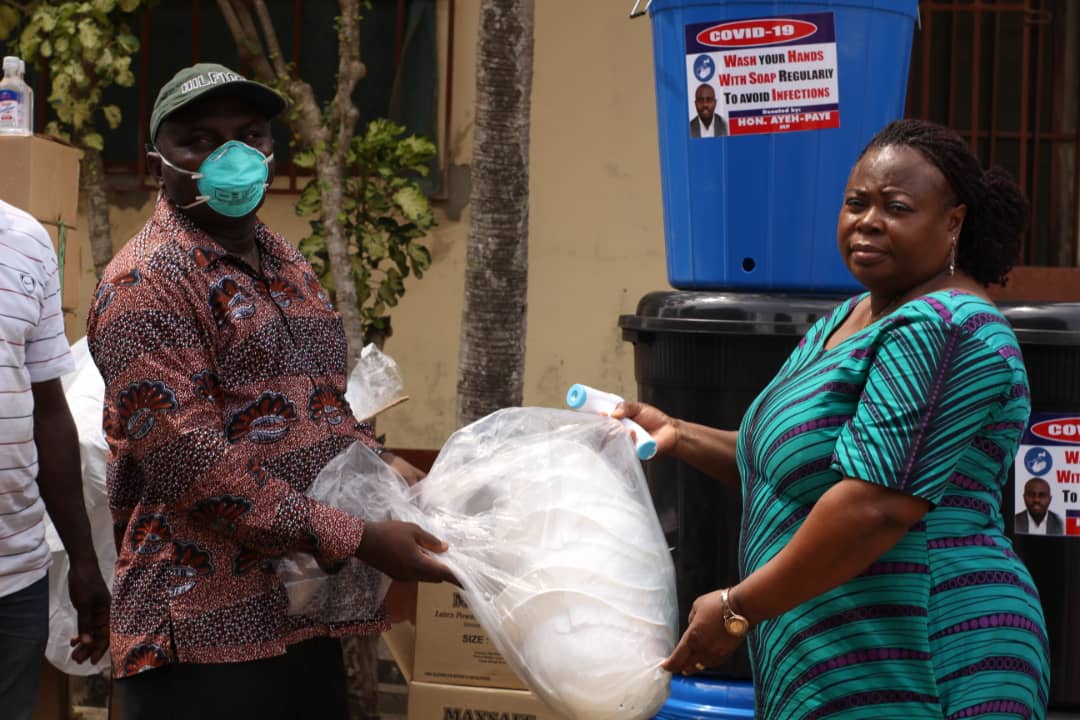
[{"x1": 738, "y1": 290, "x2": 1049, "y2": 719}]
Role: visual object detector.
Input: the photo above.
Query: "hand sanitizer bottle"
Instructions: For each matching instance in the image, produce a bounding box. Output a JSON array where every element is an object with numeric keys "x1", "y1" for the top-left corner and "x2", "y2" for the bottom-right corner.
[{"x1": 0, "y1": 56, "x2": 33, "y2": 135}]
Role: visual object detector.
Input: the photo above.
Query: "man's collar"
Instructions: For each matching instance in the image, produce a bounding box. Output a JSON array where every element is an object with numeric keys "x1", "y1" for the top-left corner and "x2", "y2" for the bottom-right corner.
[{"x1": 153, "y1": 196, "x2": 299, "y2": 270}]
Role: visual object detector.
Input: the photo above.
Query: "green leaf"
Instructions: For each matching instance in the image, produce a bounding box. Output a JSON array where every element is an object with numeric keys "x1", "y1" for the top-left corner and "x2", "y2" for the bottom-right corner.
[
  {"x1": 117, "y1": 0, "x2": 142, "y2": 11},
  {"x1": 393, "y1": 185, "x2": 434, "y2": 226},
  {"x1": 44, "y1": 122, "x2": 71, "y2": 143},
  {"x1": 116, "y1": 31, "x2": 139, "y2": 54},
  {"x1": 292, "y1": 150, "x2": 317, "y2": 169},
  {"x1": 361, "y1": 233, "x2": 388, "y2": 260},
  {"x1": 0, "y1": 7, "x2": 20, "y2": 42},
  {"x1": 71, "y1": 100, "x2": 92, "y2": 129},
  {"x1": 55, "y1": 103, "x2": 73, "y2": 123},
  {"x1": 298, "y1": 233, "x2": 328, "y2": 261},
  {"x1": 102, "y1": 104, "x2": 122, "y2": 129},
  {"x1": 82, "y1": 132, "x2": 105, "y2": 151},
  {"x1": 295, "y1": 181, "x2": 322, "y2": 217},
  {"x1": 407, "y1": 243, "x2": 432, "y2": 272},
  {"x1": 93, "y1": 0, "x2": 117, "y2": 13},
  {"x1": 95, "y1": 47, "x2": 115, "y2": 74},
  {"x1": 78, "y1": 20, "x2": 102, "y2": 50},
  {"x1": 396, "y1": 134, "x2": 437, "y2": 166}
]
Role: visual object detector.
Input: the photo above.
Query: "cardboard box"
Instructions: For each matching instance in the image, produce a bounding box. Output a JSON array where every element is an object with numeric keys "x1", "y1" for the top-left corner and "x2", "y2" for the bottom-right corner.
[
  {"x1": 0, "y1": 135, "x2": 81, "y2": 228},
  {"x1": 407, "y1": 681, "x2": 567, "y2": 720},
  {"x1": 413, "y1": 582, "x2": 527, "y2": 690},
  {"x1": 382, "y1": 588, "x2": 567, "y2": 720}
]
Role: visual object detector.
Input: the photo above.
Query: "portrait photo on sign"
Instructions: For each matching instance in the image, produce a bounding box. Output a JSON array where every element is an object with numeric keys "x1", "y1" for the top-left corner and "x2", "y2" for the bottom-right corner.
[{"x1": 688, "y1": 81, "x2": 728, "y2": 138}]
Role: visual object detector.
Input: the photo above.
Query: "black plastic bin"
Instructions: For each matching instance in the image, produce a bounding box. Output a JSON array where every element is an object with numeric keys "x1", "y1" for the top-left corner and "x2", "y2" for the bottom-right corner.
[
  {"x1": 619, "y1": 291, "x2": 844, "y2": 679},
  {"x1": 1000, "y1": 302, "x2": 1080, "y2": 709}
]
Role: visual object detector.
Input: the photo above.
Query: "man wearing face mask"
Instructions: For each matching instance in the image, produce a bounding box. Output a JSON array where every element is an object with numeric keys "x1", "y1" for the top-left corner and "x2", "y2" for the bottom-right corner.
[{"x1": 86, "y1": 64, "x2": 454, "y2": 720}]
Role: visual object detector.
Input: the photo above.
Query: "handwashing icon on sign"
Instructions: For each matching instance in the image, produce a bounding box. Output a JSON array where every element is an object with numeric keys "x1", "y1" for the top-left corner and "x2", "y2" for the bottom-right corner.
[
  {"x1": 693, "y1": 54, "x2": 715, "y2": 82},
  {"x1": 1024, "y1": 447, "x2": 1052, "y2": 476}
]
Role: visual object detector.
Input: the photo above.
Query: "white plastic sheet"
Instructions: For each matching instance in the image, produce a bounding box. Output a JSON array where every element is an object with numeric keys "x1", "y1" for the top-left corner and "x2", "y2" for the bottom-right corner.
[
  {"x1": 44, "y1": 338, "x2": 115, "y2": 675},
  {"x1": 285, "y1": 408, "x2": 677, "y2": 720}
]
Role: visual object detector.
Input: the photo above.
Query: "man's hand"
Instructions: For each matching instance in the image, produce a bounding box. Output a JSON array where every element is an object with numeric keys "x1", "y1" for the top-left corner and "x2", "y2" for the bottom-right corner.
[
  {"x1": 31, "y1": 377, "x2": 111, "y2": 664},
  {"x1": 356, "y1": 520, "x2": 457, "y2": 585},
  {"x1": 67, "y1": 559, "x2": 111, "y2": 664}
]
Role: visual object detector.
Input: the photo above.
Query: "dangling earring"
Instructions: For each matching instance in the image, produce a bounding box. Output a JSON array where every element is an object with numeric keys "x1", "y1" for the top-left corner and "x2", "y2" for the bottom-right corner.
[{"x1": 948, "y1": 237, "x2": 957, "y2": 277}]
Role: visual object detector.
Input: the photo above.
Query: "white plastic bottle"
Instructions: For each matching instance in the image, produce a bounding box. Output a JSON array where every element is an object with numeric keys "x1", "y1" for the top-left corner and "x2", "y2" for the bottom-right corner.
[{"x1": 0, "y1": 56, "x2": 33, "y2": 135}]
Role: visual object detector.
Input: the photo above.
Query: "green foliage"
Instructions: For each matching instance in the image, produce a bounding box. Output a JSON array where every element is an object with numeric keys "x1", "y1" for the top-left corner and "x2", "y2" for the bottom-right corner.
[
  {"x1": 296, "y1": 118, "x2": 436, "y2": 340},
  {"x1": 0, "y1": 7, "x2": 20, "y2": 41},
  {"x1": 13, "y1": 1, "x2": 145, "y2": 147}
]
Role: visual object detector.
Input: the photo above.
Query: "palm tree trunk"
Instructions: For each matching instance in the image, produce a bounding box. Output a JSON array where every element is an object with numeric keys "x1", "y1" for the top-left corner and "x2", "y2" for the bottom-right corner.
[{"x1": 456, "y1": 0, "x2": 535, "y2": 427}]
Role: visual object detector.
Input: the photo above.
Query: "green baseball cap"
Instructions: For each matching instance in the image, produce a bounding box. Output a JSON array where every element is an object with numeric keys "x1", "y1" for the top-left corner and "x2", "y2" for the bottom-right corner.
[{"x1": 150, "y1": 62, "x2": 287, "y2": 141}]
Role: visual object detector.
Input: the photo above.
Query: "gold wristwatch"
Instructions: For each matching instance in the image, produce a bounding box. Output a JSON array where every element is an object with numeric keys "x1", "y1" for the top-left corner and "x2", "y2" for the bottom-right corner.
[{"x1": 720, "y1": 588, "x2": 750, "y2": 638}]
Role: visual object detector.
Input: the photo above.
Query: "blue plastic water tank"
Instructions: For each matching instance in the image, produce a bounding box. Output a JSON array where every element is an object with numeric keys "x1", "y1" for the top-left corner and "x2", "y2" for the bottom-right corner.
[
  {"x1": 654, "y1": 676, "x2": 756, "y2": 719},
  {"x1": 648, "y1": 0, "x2": 919, "y2": 292}
]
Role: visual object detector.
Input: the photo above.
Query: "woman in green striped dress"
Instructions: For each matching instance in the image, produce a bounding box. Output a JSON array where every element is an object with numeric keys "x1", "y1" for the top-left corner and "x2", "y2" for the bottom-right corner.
[{"x1": 616, "y1": 119, "x2": 1049, "y2": 719}]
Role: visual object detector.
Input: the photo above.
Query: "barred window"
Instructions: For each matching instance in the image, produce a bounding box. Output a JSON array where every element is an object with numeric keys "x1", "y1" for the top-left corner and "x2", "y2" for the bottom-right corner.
[{"x1": 907, "y1": 0, "x2": 1079, "y2": 272}]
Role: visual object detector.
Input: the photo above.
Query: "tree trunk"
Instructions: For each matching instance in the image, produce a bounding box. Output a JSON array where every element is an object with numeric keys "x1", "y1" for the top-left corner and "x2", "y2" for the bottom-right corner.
[
  {"x1": 342, "y1": 635, "x2": 380, "y2": 719},
  {"x1": 316, "y1": 157, "x2": 366, "y2": 369},
  {"x1": 82, "y1": 149, "x2": 113, "y2": 277},
  {"x1": 456, "y1": 0, "x2": 535, "y2": 428}
]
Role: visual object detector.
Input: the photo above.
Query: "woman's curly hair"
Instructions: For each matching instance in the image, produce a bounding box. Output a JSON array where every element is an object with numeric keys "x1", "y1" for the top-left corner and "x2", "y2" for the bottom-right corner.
[{"x1": 857, "y1": 119, "x2": 1029, "y2": 286}]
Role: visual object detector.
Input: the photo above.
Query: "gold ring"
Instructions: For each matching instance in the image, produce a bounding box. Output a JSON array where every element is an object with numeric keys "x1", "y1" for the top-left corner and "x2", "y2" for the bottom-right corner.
[{"x1": 694, "y1": 662, "x2": 706, "y2": 671}]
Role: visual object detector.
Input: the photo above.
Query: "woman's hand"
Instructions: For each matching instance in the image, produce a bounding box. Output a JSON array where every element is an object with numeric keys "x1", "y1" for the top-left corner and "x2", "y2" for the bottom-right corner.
[
  {"x1": 614, "y1": 403, "x2": 741, "y2": 487},
  {"x1": 610, "y1": 401, "x2": 681, "y2": 456},
  {"x1": 356, "y1": 520, "x2": 458, "y2": 585},
  {"x1": 662, "y1": 589, "x2": 744, "y2": 675}
]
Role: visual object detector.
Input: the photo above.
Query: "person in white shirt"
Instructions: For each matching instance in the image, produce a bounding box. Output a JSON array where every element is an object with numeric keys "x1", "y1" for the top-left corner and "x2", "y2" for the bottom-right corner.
[
  {"x1": 0, "y1": 199, "x2": 110, "y2": 720},
  {"x1": 689, "y1": 83, "x2": 727, "y2": 138},
  {"x1": 1014, "y1": 476, "x2": 1063, "y2": 535}
]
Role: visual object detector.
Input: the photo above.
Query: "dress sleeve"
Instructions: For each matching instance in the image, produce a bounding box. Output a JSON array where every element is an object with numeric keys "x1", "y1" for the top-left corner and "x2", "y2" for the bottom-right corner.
[
  {"x1": 87, "y1": 269, "x2": 366, "y2": 566},
  {"x1": 831, "y1": 316, "x2": 1014, "y2": 504}
]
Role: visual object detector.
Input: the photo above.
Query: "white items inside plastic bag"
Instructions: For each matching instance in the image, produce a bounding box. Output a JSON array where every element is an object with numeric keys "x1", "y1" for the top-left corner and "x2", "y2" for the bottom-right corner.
[
  {"x1": 284, "y1": 407, "x2": 676, "y2": 720},
  {"x1": 277, "y1": 444, "x2": 408, "y2": 621},
  {"x1": 344, "y1": 343, "x2": 408, "y2": 421},
  {"x1": 43, "y1": 338, "x2": 115, "y2": 675}
]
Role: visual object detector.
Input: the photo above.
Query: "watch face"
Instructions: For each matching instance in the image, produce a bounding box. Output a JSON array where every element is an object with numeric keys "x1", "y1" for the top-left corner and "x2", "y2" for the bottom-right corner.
[{"x1": 727, "y1": 616, "x2": 749, "y2": 637}]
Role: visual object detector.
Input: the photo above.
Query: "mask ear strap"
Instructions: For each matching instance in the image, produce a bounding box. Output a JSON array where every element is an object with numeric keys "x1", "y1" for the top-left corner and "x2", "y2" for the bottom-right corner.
[
  {"x1": 150, "y1": 148, "x2": 204, "y2": 180},
  {"x1": 178, "y1": 196, "x2": 210, "y2": 210}
]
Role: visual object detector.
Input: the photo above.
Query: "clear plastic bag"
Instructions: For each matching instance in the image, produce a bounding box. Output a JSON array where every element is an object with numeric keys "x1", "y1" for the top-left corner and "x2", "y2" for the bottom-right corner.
[
  {"x1": 285, "y1": 407, "x2": 676, "y2": 720},
  {"x1": 344, "y1": 343, "x2": 408, "y2": 421},
  {"x1": 277, "y1": 443, "x2": 405, "y2": 621},
  {"x1": 43, "y1": 338, "x2": 115, "y2": 675}
]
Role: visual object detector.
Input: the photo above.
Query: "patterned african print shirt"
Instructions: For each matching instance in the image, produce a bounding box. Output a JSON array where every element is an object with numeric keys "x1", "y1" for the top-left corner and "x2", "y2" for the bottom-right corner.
[{"x1": 87, "y1": 198, "x2": 387, "y2": 678}]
